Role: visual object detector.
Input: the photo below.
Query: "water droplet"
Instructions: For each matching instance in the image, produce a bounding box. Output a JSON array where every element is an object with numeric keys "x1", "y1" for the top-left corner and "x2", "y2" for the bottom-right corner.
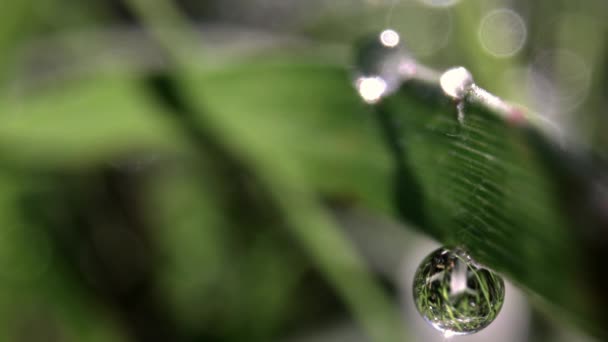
[
  {"x1": 440, "y1": 67, "x2": 474, "y2": 100},
  {"x1": 354, "y1": 29, "x2": 411, "y2": 103},
  {"x1": 380, "y1": 29, "x2": 400, "y2": 48},
  {"x1": 356, "y1": 77, "x2": 388, "y2": 104},
  {"x1": 413, "y1": 247, "x2": 505, "y2": 336}
]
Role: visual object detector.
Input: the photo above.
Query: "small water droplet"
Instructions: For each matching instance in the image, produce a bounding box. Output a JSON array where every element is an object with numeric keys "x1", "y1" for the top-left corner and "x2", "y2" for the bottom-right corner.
[
  {"x1": 380, "y1": 29, "x2": 400, "y2": 48},
  {"x1": 355, "y1": 77, "x2": 388, "y2": 104},
  {"x1": 440, "y1": 67, "x2": 474, "y2": 100},
  {"x1": 413, "y1": 247, "x2": 505, "y2": 336},
  {"x1": 354, "y1": 29, "x2": 411, "y2": 103}
]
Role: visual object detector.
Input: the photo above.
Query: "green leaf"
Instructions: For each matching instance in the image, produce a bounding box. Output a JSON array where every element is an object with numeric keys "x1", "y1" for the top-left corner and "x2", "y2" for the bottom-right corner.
[
  {"x1": 197, "y1": 61, "x2": 393, "y2": 212},
  {"x1": 379, "y1": 81, "x2": 608, "y2": 338},
  {"x1": 0, "y1": 75, "x2": 188, "y2": 167},
  {"x1": 0, "y1": 171, "x2": 128, "y2": 341},
  {"x1": 195, "y1": 60, "x2": 608, "y2": 338}
]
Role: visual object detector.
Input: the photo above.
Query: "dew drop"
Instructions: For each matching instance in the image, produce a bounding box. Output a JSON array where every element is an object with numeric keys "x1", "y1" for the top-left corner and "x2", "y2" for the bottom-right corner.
[
  {"x1": 354, "y1": 29, "x2": 411, "y2": 104},
  {"x1": 440, "y1": 67, "x2": 474, "y2": 100},
  {"x1": 355, "y1": 77, "x2": 388, "y2": 104},
  {"x1": 413, "y1": 247, "x2": 505, "y2": 336}
]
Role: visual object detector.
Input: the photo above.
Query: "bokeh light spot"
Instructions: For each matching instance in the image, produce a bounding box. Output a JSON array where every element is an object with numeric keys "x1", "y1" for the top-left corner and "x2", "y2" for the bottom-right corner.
[
  {"x1": 528, "y1": 49, "x2": 591, "y2": 117},
  {"x1": 478, "y1": 9, "x2": 527, "y2": 58},
  {"x1": 380, "y1": 29, "x2": 400, "y2": 48},
  {"x1": 356, "y1": 76, "x2": 388, "y2": 104}
]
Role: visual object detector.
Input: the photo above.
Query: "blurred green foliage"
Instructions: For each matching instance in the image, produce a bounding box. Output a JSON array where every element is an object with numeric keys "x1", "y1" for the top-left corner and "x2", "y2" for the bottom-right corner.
[{"x1": 0, "y1": 0, "x2": 608, "y2": 341}]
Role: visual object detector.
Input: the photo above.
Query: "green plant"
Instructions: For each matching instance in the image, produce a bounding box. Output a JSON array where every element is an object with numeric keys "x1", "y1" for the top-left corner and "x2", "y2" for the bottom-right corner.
[{"x1": 0, "y1": 0, "x2": 607, "y2": 341}]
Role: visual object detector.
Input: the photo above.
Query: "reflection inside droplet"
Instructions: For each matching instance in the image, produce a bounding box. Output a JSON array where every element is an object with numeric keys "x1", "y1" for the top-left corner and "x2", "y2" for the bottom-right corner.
[
  {"x1": 356, "y1": 76, "x2": 388, "y2": 104},
  {"x1": 413, "y1": 247, "x2": 505, "y2": 336},
  {"x1": 478, "y1": 9, "x2": 527, "y2": 58}
]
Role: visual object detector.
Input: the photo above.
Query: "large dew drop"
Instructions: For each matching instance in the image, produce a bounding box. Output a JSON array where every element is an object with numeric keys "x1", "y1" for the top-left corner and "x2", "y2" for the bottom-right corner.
[
  {"x1": 354, "y1": 29, "x2": 413, "y2": 104},
  {"x1": 413, "y1": 247, "x2": 505, "y2": 337}
]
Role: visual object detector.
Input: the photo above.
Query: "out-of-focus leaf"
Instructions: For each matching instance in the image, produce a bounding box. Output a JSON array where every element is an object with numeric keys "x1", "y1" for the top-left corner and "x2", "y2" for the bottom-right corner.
[
  {"x1": 0, "y1": 56, "x2": 404, "y2": 339},
  {"x1": 0, "y1": 1, "x2": 34, "y2": 81},
  {"x1": 145, "y1": 159, "x2": 312, "y2": 340},
  {"x1": 196, "y1": 62, "x2": 393, "y2": 212},
  {"x1": 0, "y1": 171, "x2": 128, "y2": 341},
  {"x1": 145, "y1": 65, "x2": 408, "y2": 340},
  {"x1": 0, "y1": 75, "x2": 188, "y2": 167}
]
